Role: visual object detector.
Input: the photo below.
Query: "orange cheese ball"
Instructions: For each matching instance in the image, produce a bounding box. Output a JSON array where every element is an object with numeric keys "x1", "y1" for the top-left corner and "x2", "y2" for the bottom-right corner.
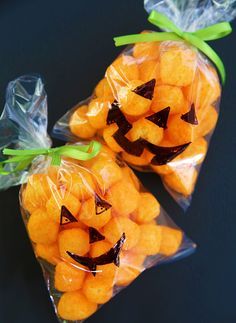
[
  {"x1": 115, "y1": 265, "x2": 141, "y2": 287},
  {"x1": 163, "y1": 165, "x2": 197, "y2": 196},
  {"x1": 160, "y1": 44, "x2": 197, "y2": 86},
  {"x1": 57, "y1": 170, "x2": 95, "y2": 201},
  {"x1": 90, "y1": 241, "x2": 118, "y2": 282},
  {"x1": 133, "y1": 36, "x2": 160, "y2": 59},
  {"x1": 58, "y1": 228, "x2": 89, "y2": 262},
  {"x1": 120, "y1": 251, "x2": 146, "y2": 268},
  {"x1": 166, "y1": 114, "x2": 195, "y2": 145},
  {"x1": 151, "y1": 85, "x2": 188, "y2": 114},
  {"x1": 132, "y1": 224, "x2": 162, "y2": 255},
  {"x1": 121, "y1": 166, "x2": 140, "y2": 191},
  {"x1": 35, "y1": 243, "x2": 60, "y2": 265},
  {"x1": 122, "y1": 150, "x2": 151, "y2": 167},
  {"x1": 83, "y1": 275, "x2": 113, "y2": 304},
  {"x1": 183, "y1": 66, "x2": 221, "y2": 109},
  {"x1": 103, "y1": 217, "x2": 140, "y2": 250},
  {"x1": 27, "y1": 209, "x2": 59, "y2": 244},
  {"x1": 118, "y1": 80, "x2": 152, "y2": 117},
  {"x1": 127, "y1": 118, "x2": 163, "y2": 145},
  {"x1": 106, "y1": 55, "x2": 139, "y2": 86},
  {"x1": 95, "y1": 78, "x2": 114, "y2": 102},
  {"x1": 87, "y1": 99, "x2": 110, "y2": 130},
  {"x1": 79, "y1": 196, "x2": 111, "y2": 229},
  {"x1": 22, "y1": 174, "x2": 53, "y2": 213},
  {"x1": 106, "y1": 179, "x2": 140, "y2": 217},
  {"x1": 90, "y1": 155, "x2": 123, "y2": 190},
  {"x1": 132, "y1": 192, "x2": 160, "y2": 224},
  {"x1": 69, "y1": 105, "x2": 96, "y2": 139},
  {"x1": 55, "y1": 261, "x2": 86, "y2": 292},
  {"x1": 46, "y1": 190, "x2": 81, "y2": 223},
  {"x1": 103, "y1": 124, "x2": 124, "y2": 153},
  {"x1": 139, "y1": 60, "x2": 161, "y2": 83},
  {"x1": 195, "y1": 106, "x2": 218, "y2": 138},
  {"x1": 58, "y1": 291, "x2": 97, "y2": 321},
  {"x1": 159, "y1": 226, "x2": 183, "y2": 256}
]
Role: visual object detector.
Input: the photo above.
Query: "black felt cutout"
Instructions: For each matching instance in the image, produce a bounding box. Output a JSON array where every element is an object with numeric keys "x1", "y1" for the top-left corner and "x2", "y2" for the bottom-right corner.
[
  {"x1": 89, "y1": 227, "x2": 105, "y2": 244},
  {"x1": 107, "y1": 100, "x2": 132, "y2": 134},
  {"x1": 181, "y1": 104, "x2": 198, "y2": 125},
  {"x1": 146, "y1": 107, "x2": 170, "y2": 129},
  {"x1": 95, "y1": 193, "x2": 112, "y2": 215},
  {"x1": 60, "y1": 205, "x2": 78, "y2": 225},
  {"x1": 132, "y1": 79, "x2": 156, "y2": 100},
  {"x1": 67, "y1": 233, "x2": 126, "y2": 276},
  {"x1": 113, "y1": 130, "x2": 145, "y2": 156}
]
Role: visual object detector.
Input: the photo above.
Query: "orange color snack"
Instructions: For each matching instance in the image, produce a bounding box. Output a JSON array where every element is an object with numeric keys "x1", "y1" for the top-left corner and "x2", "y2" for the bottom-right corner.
[
  {"x1": 20, "y1": 142, "x2": 190, "y2": 322},
  {"x1": 58, "y1": 38, "x2": 221, "y2": 208}
]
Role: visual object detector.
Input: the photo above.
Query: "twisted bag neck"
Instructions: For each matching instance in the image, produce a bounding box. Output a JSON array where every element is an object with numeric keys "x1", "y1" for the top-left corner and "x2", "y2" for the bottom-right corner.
[
  {"x1": 0, "y1": 141, "x2": 101, "y2": 175},
  {"x1": 114, "y1": 10, "x2": 232, "y2": 84}
]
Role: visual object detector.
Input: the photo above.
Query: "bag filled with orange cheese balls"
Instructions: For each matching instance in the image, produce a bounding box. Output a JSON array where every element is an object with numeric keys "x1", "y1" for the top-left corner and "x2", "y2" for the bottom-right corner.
[
  {"x1": 53, "y1": 0, "x2": 235, "y2": 209},
  {"x1": 1, "y1": 76, "x2": 195, "y2": 322}
]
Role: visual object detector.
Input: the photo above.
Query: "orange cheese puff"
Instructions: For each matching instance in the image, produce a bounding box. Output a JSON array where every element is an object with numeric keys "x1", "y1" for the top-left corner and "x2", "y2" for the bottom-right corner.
[
  {"x1": 160, "y1": 45, "x2": 197, "y2": 86},
  {"x1": 79, "y1": 197, "x2": 111, "y2": 229},
  {"x1": 90, "y1": 155, "x2": 123, "y2": 190},
  {"x1": 166, "y1": 114, "x2": 195, "y2": 145},
  {"x1": 132, "y1": 224, "x2": 162, "y2": 255},
  {"x1": 83, "y1": 275, "x2": 113, "y2": 304},
  {"x1": 163, "y1": 165, "x2": 197, "y2": 196},
  {"x1": 103, "y1": 217, "x2": 140, "y2": 250},
  {"x1": 177, "y1": 137, "x2": 208, "y2": 166},
  {"x1": 121, "y1": 166, "x2": 140, "y2": 191},
  {"x1": 116, "y1": 252, "x2": 145, "y2": 286},
  {"x1": 58, "y1": 170, "x2": 95, "y2": 201},
  {"x1": 55, "y1": 261, "x2": 86, "y2": 292},
  {"x1": 132, "y1": 192, "x2": 160, "y2": 224},
  {"x1": 106, "y1": 180, "x2": 140, "y2": 217},
  {"x1": 139, "y1": 60, "x2": 161, "y2": 83},
  {"x1": 133, "y1": 35, "x2": 159, "y2": 59},
  {"x1": 27, "y1": 209, "x2": 59, "y2": 244},
  {"x1": 90, "y1": 241, "x2": 118, "y2": 282},
  {"x1": 22, "y1": 174, "x2": 53, "y2": 213},
  {"x1": 159, "y1": 226, "x2": 183, "y2": 256},
  {"x1": 58, "y1": 228, "x2": 89, "y2": 262},
  {"x1": 151, "y1": 85, "x2": 188, "y2": 114},
  {"x1": 69, "y1": 105, "x2": 96, "y2": 139},
  {"x1": 95, "y1": 78, "x2": 114, "y2": 101},
  {"x1": 121, "y1": 150, "x2": 150, "y2": 167},
  {"x1": 35, "y1": 243, "x2": 60, "y2": 265},
  {"x1": 87, "y1": 99, "x2": 110, "y2": 130},
  {"x1": 46, "y1": 190, "x2": 81, "y2": 223},
  {"x1": 195, "y1": 106, "x2": 218, "y2": 138},
  {"x1": 127, "y1": 118, "x2": 163, "y2": 145},
  {"x1": 58, "y1": 291, "x2": 97, "y2": 321},
  {"x1": 118, "y1": 80, "x2": 152, "y2": 117},
  {"x1": 183, "y1": 66, "x2": 221, "y2": 109},
  {"x1": 106, "y1": 55, "x2": 139, "y2": 86},
  {"x1": 103, "y1": 124, "x2": 124, "y2": 153}
]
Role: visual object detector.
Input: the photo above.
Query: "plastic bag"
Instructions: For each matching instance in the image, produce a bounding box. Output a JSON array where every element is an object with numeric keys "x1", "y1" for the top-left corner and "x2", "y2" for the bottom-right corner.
[
  {"x1": 1, "y1": 75, "x2": 196, "y2": 322},
  {"x1": 53, "y1": 0, "x2": 235, "y2": 209},
  {"x1": 20, "y1": 143, "x2": 195, "y2": 322},
  {"x1": 0, "y1": 75, "x2": 51, "y2": 190}
]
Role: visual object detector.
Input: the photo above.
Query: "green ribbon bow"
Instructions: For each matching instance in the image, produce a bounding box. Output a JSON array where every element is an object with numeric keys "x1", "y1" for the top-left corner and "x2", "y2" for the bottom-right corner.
[
  {"x1": 0, "y1": 141, "x2": 101, "y2": 175},
  {"x1": 114, "y1": 10, "x2": 232, "y2": 84}
]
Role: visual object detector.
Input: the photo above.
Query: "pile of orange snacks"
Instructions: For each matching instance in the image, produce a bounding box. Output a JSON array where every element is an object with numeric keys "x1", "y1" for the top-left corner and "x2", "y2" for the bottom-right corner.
[
  {"x1": 20, "y1": 143, "x2": 195, "y2": 321},
  {"x1": 53, "y1": 38, "x2": 220, "y2": 208}
]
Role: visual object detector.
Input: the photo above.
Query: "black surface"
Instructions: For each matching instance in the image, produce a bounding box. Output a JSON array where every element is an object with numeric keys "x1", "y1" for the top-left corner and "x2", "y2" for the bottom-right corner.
[{"x1": 1, "y1": 1, "x2": 236, "y2": 323}]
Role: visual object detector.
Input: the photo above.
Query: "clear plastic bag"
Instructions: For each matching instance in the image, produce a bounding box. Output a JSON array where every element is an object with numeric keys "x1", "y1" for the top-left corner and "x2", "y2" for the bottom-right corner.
[
  {"x1": 53, "y1": 0, "x2": 236, "y2": 209},
  {"x1": 0, "y1": 75, "x2": 196, "y2": 322},
  {"x1": 20, "y1": 143, "x2": 195, "y2": 322},
  {"x1": 0, "y1": 75, "x2": 51, "y2": 190}
]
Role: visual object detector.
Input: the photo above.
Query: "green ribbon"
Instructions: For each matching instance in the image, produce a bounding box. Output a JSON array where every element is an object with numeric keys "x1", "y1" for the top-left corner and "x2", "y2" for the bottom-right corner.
[
  {"x1": 0, "y1": 141, "x2": 101, "y2": 175},
  {"x1": 114, "y1": 10, "x2": 232, "y2": 84}
]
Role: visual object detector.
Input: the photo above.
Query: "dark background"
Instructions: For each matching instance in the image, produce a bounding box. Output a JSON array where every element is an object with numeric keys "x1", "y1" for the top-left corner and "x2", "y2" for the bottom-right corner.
[{"x1": 1, "y1": 1, "x2": 236, "y2": 322}]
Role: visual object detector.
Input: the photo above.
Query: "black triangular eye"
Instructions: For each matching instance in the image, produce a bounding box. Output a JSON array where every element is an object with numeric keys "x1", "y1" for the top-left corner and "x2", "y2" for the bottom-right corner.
[
  {"x1": 95, "y1": 194, "x2": 112, "y2": 215},
  {"x1": 181, "y1": 103, "x2": 198, "y2": 125},
  {"x1": 132, "y1": 79, "x2": 156, "y2": 100},
  {"x1": 60, "y1": 205, "x2": 78, "y2": 225},
  {"x1": 89, "y1": 227, "x2": 105, "y2": 244},
  {"x1": 146, "y1": 106, "x2": 170, "y2": 129}
]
